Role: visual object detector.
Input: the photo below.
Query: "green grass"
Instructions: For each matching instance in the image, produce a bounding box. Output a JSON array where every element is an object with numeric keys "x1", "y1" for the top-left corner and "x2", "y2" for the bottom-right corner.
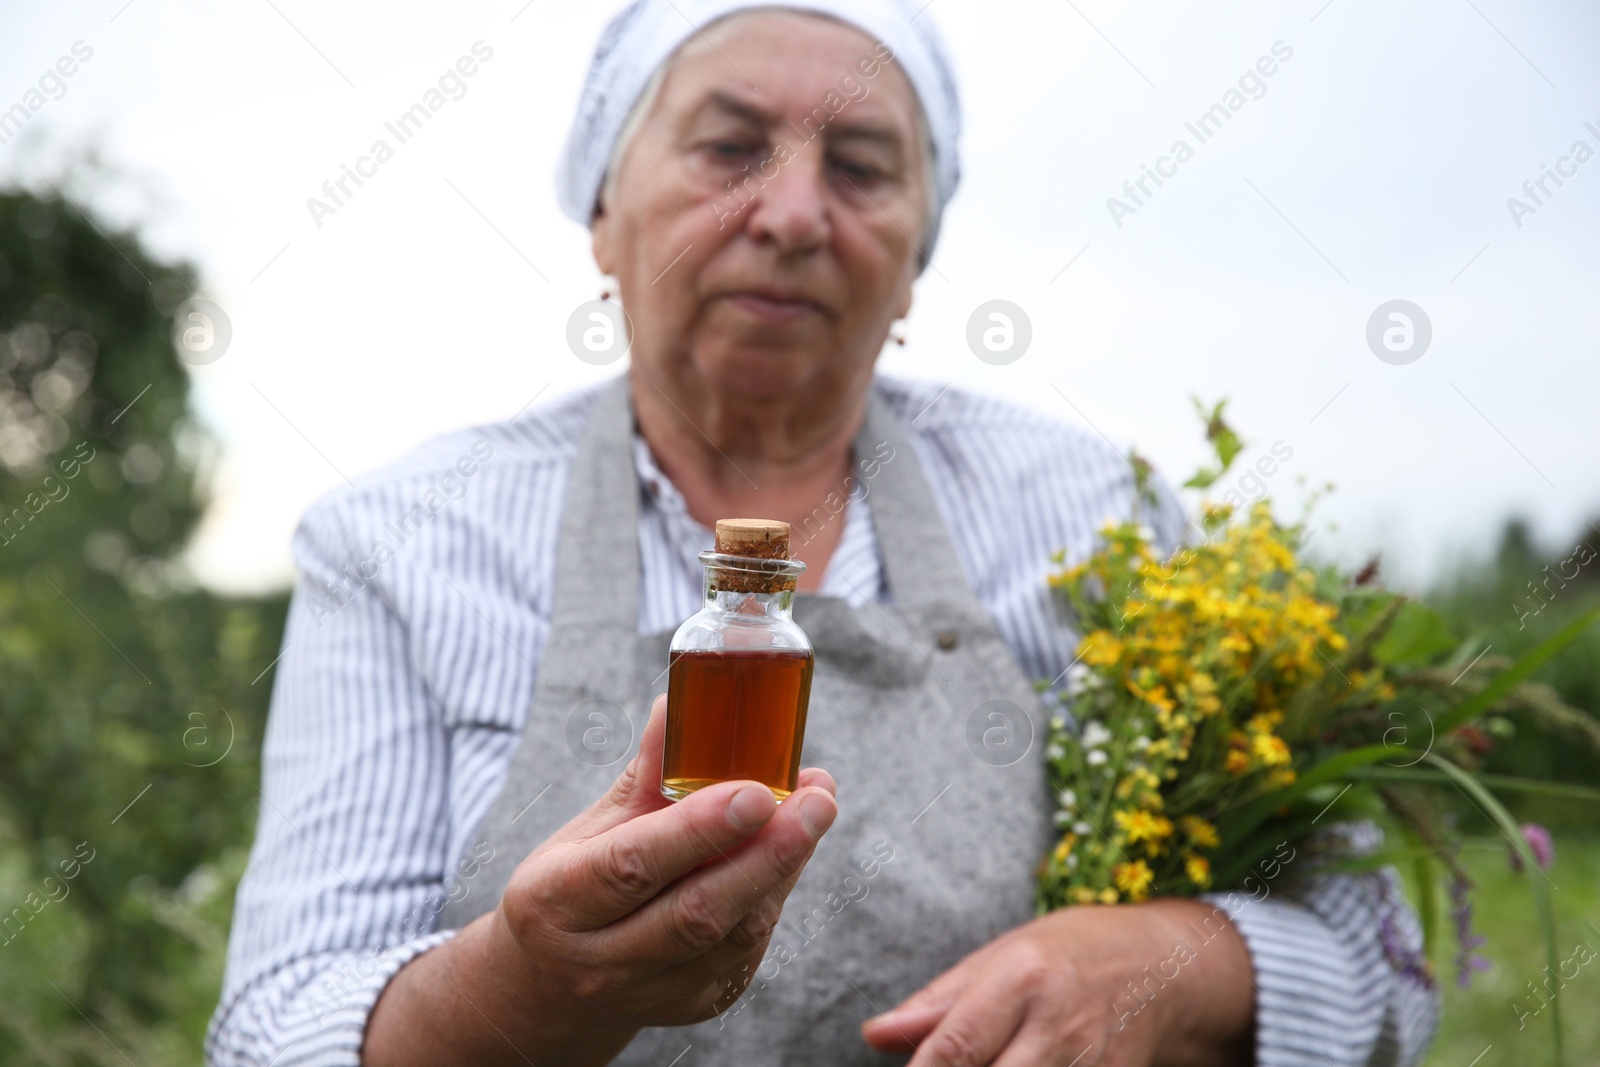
[{"x1": 1421, "y1": 835, "x2": 1600, "y2": 1066}]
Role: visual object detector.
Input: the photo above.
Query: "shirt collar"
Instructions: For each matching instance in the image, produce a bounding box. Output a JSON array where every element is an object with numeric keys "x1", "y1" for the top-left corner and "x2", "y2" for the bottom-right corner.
[{"x1": 629, "y1": 428, "x2": 885, "y2": 605}]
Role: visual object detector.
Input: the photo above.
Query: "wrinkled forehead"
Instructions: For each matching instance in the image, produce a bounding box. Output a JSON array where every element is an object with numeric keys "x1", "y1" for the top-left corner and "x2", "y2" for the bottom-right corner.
[
  {"x1": 559, "y1": 0, "x2": 964, "y2": 275},
  {"x1": 652, "y1": 9, "x2": 925, "y2": 144}
]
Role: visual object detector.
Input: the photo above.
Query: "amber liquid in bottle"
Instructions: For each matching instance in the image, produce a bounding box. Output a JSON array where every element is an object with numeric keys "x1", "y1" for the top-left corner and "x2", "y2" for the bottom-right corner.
[{"x1": 661, "y1": 648, "x2": 814, "y2": 801}]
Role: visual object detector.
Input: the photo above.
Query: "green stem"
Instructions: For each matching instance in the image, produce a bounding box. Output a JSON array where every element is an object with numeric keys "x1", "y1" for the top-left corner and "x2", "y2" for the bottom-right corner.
[
  {"x1": 1433, "y1": 604, "x2": 1600, "y2": 736},
  {"x1": 1423, "y1": 753, "x2": 1563, "y2": 1066},
  {"x1": 1347, "y1": 768, "x2": 1600, "y2": 803}
]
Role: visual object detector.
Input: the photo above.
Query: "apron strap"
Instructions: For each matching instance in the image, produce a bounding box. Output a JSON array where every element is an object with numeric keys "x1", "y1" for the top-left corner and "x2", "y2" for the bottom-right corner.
[
  {"x1": 851, "y1": 387, "x2": 983, "y2": 612},
  {"x1": 539, "y1": 371, "x2": 989, "y2": 687},
  {"x1": 538, "y1": 375, "x2": 641, "y2": 692}
]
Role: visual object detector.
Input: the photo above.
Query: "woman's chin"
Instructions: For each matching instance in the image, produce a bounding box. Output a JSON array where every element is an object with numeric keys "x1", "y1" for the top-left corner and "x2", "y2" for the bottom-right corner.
[{"x1": 692, "y1": 348, "x2": 828, "y2": 400}]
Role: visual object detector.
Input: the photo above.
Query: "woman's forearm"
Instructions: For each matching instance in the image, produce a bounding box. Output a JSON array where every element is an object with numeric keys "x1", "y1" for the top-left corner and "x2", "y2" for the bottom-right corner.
[
  {"x1": 363, "y1": 908, "x2": 638, "y2": 1066},
  {"x1": 1135, "y1": 898, "x2": 1255, "y2": 1066}
]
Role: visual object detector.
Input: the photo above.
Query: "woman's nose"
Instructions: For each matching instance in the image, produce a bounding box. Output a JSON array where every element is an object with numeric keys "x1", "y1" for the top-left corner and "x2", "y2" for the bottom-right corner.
[{"x1": 741, "y1": 151, "x2": 831, "y2": 254}]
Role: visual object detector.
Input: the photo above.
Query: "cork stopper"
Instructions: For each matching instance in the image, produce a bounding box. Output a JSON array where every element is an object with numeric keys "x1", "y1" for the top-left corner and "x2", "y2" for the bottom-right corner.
[
  {"x1": 715, "y1": 518, "x2": 791, "y2": 559},
  {"x1": 711, "y1": 519, "x2": 796, "y2": 594}
]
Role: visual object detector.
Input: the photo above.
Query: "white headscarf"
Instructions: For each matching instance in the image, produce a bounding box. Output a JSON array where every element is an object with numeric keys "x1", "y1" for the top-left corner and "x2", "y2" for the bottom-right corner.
[{"x1": 555, "y1": 0, "x2": 963, "y2": 271}]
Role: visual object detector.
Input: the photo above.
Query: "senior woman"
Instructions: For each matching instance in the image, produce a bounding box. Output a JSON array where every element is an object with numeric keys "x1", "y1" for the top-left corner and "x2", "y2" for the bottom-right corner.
[{"x1": 209, "y1": 2, "x2": 1439, "y2": 1065}]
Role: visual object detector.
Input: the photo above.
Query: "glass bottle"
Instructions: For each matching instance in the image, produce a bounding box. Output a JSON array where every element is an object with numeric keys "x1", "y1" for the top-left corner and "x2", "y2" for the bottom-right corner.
[{"x1": 661, "y1": 519, "x2": 814, "y2": 802}]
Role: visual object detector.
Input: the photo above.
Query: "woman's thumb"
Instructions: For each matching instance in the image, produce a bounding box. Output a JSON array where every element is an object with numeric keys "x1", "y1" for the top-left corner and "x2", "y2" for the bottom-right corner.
[{"x1": 574, "y1": 693, "x2": 669, "y2": 839}]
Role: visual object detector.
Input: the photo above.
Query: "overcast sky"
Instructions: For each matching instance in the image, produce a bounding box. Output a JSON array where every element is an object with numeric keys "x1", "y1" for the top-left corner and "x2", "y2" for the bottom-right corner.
[{"x1": 3, "y1": 0, "x2": 1596, "y2": 596}]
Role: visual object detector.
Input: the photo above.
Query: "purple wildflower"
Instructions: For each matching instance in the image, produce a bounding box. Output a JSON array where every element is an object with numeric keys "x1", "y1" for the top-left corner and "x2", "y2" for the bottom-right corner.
[
  {"x1": 1373, "y1": 873, "x2": 1434, "y2": 988},
  {"x1": 1449, "y1": 874, "x2": 1491, "y2": 989},
  {"x1": 1509, "y1": 823, "x2": 1555, "y2": 872}
]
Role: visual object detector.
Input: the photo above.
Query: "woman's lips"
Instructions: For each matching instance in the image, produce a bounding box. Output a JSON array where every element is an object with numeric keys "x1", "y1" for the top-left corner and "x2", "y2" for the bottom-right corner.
[{"x1": 722, "y1": 291, "x2": 819, "y2": 323}]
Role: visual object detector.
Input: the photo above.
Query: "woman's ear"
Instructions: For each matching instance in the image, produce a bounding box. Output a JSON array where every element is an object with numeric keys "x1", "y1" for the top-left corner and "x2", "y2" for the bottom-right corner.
[
  {"x1": 893, "y1": 279, "x2": 914, "y2": 321},
  {"x1": 591, "y1": 202, "x2": 615, "y2": 276}
]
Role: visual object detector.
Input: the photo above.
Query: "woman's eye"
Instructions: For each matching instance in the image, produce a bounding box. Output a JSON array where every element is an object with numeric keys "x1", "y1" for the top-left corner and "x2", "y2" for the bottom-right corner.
[
  {"x1": 833, "y1": 158, "x2": 884, "y2": 182},
  {"x1": 710, "y1": 141, "x2": 757, "y2": 159}
]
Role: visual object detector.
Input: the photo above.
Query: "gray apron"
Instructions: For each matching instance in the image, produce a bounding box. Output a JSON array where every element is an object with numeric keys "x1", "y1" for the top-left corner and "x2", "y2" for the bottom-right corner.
[{"x1": 440, "y1": 374, "x2": 1055, "y2": 1064}]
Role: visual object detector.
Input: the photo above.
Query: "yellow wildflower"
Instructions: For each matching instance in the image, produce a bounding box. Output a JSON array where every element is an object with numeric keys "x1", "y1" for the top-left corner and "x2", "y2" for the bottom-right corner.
[
  {"x1": 1225, "y1": 749, "x2": 1251, "y2": 775},
  {"x1": 1219, "y1": 631, "x2": 1252, "y2": 654},
  {"x1": 1113, "y1": 860, "x2": 1155, "y2": 901},
  {"x1": 1079, "y1": 630, "x2": 1125, "y2": 667},
  {"x1": 1251, "y1": 733, "x2": 1291, "y2": 766},
  {"x1": 1052, "y1": 834, "x2": 1078, "y2": 864},
  {"x1": 1114, "y1": 809, "x2": 1173, "y2": 845},
  {"x1": 1126, "y1": 680, "x2": 1174, "y2": 713},
  {"x1": 1180, "y1": 816, "x2": 1220, "y2": 848},
  {"x1": 1247, "y1": 710, "x2": 1284, "y2": 733},
  {"x1": 1184, "y1": 854, "x2": 1212, "y2": 888}
]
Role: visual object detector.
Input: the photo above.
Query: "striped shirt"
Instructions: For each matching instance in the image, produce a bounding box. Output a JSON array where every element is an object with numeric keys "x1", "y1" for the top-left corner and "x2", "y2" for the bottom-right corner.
[{"x1": 206, "y1": 374, "x2": 1439, "y2": 1066}]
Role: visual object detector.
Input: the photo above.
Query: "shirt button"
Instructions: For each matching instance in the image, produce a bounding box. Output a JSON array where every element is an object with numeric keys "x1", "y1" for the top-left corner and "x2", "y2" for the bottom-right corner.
[{"x1": 936, "y1": 629, "x2": 959, "y2": 651}]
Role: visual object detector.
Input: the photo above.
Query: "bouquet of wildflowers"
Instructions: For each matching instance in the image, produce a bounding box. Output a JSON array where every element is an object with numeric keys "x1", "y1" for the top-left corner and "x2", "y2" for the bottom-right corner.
[{"x1": 1035, "y1": 401, "x2": 1600, "y2": 1063}]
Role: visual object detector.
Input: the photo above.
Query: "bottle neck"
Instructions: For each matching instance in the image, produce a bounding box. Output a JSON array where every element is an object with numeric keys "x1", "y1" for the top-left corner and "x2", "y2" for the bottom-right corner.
[
  {"x1": 704, "y1": 583, "x2": 797, "y2": 620},
  {"x1": 696, "y1": 551, "x2": 805, "y2": 621}
]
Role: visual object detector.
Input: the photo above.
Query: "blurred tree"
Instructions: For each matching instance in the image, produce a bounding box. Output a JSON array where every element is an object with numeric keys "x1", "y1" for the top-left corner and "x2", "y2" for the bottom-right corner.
[
  {"x1": 1430, "y1": 516, "x2": 1600, "y2": 831},
  {"x1": 0, "y1": 180, "x2": 287, "y2": 1063}
]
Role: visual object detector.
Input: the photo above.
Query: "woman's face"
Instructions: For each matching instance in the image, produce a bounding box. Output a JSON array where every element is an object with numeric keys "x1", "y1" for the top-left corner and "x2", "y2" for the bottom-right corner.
[{"x1": 592, "y1": 11, "x2": 930, "y2": 403}]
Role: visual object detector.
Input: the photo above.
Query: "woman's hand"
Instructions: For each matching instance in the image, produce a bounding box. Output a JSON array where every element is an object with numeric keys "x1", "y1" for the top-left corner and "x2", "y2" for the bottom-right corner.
[
  {"x1": 365, "y1": 694, "x2": 836, "y2": 1066},
  {"x1": 859, "y1": 898, "x2": 1255, "y2": 1067},
  {"x1": 492, "y1": 692, "x2": 837, "y2": 1024}
]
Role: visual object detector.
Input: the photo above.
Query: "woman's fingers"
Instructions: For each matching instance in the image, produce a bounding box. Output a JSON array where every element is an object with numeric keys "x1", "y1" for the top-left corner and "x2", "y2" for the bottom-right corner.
[
  {"x1": 538, "y1": 776, "x2": 783, "y2": 931},
  {"x1": 562, "y1": 706, "x2": 833, "y2": 846},
  {"x1": 512, "y1": 691, "x2": 840, "y2": 985},
  {"x1": 796, "y1": 766, "x2": 836, "y2": 797},
  {"x1": 594, "y1": 785, "x2": 837, "y2": 965},
  {"x1": 647, "y1": 821, "x2": 817, "y2": 989},
  {"x1": 861, "y1": 1003, "x2": 946, "y2": 1053},
  {"x1": 992, "y1": 1028, "x2": 1102, "y2": 1067},
  {"x1": 654, "y1": 768, "x2": 835, "y2": 984},
  {"x1": 861, "y1": 956, "x2": 977, "y2": 1051},
  {"x1": 903, "y1": 989, "x2": 1029, "y2": 1067},
  {"x1": 557, "y1": 694, "x2": 673, "y2": 845}
]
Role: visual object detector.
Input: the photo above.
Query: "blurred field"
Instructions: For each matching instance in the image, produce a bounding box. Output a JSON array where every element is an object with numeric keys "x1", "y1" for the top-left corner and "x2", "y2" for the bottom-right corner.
[{"x1": 1421, "y1": 837, "x2": 1600, "y2": 1066}]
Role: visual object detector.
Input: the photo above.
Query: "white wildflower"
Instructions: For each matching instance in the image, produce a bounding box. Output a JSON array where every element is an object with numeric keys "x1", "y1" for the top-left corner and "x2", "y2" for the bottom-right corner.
[
  {"x1": 1082, "y1": 721, "x2": 1112, "y2": 749},
  {"x1": 1073, "y1": 820, "x2": 1093, "y2": 836},
  {"x1": 1045, "y1": 742, "x2": 1066, "y2": 761},
  {"x1": 1064, "y1": 663, "x2": 1091, "y2": 693},
  {"x1": 1086, "y1": 749, "x2": 1108, "y2": 766},
  {"x1": 1057, "y1": 788, "x2": 1077, "y2": 809}
]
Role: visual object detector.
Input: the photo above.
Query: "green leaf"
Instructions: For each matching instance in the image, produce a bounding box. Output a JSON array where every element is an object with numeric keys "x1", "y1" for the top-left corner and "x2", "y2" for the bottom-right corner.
[
  {"x1": 1210, "y1": 783, "x2": 1379, "y2": 888},
  {"x1": 1216, "y1": 742, "x2": 1397, "y2": 845},
  {"x1": 1408, "y1": 840, "x2": 1439, "y2": 967},
  {"x1": 1372, "y1": 601, "x2": 1458, "y2": 668},
  {"x1": 1183, "y1": 396, "x2": 1245, "y2": 489},
  {"x1": 1215, "y1": 428, "x2": 1243, "y2": 472},
  {"x1": 1435, "y1": 603, "x2": 1600, "y2": 736},
  {"x1": 1347, "y1": 767, "x2": 1600, "y2": 803},
  {"x1": 1424, "y1": 753, "x2": 1563, "y2": 1065}
]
